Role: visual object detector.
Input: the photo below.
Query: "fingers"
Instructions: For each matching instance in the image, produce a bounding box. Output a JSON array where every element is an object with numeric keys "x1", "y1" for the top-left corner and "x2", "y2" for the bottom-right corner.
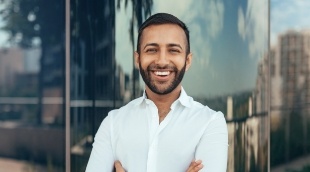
[
  {"x1": 186, "y1": 160, "x2": 204, "y2": 172},
  {"x1": 114, "y1": 160, "x2": 126, "y2": 172},
  {"x1": 115, "y1": 160, "x2": 202, "y2": 172}
]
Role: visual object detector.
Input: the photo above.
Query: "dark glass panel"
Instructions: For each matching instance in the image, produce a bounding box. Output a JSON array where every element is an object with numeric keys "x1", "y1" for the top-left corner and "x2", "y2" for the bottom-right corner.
[{"x1": 0, "y1": 0, "x2": 65, "y2": 171}]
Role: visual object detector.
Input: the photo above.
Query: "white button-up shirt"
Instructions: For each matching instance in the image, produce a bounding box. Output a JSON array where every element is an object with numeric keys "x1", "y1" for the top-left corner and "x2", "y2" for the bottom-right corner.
[{"x1": 86, "y1": 88, "x2": 228, "y2": 172}]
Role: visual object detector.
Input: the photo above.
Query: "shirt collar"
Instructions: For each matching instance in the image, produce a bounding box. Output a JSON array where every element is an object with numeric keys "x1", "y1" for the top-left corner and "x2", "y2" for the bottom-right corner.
[
  {"x1": 134, "y1": 87, "x2": 192, "y2": 108},
  {"x1": 177, "y1": 87, "x2": 192, "y2": 108}
]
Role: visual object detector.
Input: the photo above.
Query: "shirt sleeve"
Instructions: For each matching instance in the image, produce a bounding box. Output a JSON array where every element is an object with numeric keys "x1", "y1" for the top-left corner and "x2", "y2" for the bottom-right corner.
[
  {"x1": 85, "y1": 114, "x2": 114, "y2": 172},
  {"x1": 195, "y1": 112, "x2": 228, "y2": 172}
]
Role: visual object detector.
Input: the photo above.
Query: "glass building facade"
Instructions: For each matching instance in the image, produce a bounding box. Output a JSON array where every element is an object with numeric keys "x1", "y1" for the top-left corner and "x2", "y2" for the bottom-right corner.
[{"x1": 0, "y1": 0, "x2": 309, "y2": 172}]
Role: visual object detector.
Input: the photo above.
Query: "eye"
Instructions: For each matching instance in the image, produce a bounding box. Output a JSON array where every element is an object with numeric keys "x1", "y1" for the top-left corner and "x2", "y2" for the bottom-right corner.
[
  {"x1": 145, "y1": 48, "x2": 157, "y2": 53},
  {"x1": 169, "y1": 49, "x2": 181, "y2": 53}
]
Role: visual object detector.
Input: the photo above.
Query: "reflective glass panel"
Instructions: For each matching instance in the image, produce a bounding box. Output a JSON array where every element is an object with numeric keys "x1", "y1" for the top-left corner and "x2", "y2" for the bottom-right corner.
[
  {"x1": 0, "y1": 0, "x2": 65, "y2": 171},
  {"x1": 71, "y1": 0, "x2": 269, "y2": 171},
  {"x1": 270, "y1": 1, "x2": 310, "y2": 171},
  {"x1": 152, "y1": 1, "x2": 269, "y2": 171}
]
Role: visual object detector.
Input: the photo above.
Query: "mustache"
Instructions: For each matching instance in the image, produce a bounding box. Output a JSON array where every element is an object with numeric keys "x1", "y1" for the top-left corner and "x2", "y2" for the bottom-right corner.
[{"x1": 147, "y1": 64, "x2": 177, "y2": 71}]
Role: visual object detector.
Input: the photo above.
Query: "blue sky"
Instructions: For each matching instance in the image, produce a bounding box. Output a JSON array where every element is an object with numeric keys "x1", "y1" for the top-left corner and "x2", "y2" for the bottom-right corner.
[
  {"x1": 1, "y1": 1, "x2": 309, "y2": 97},
  {"x1": 0, "y1": 4, "x2": 8, "y2": 47},
  {"x1": 270, "y1": 0, "x2": 310, "y2": 45},
  {"x1": 116, "y1": 0, "x2": 310, "y2": 97},
  {"x1": 116, "y1": 0, "x2": 269, "y2": 97}
]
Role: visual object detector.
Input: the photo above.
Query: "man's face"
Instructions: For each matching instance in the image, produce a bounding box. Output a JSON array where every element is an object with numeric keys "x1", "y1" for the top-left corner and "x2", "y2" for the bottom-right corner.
[{"x1": 135, "y1": 24, "x2": 192, "y2": 95}]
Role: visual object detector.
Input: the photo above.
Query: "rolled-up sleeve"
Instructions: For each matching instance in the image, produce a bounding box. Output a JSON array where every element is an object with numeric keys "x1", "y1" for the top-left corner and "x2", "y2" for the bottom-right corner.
[
  {"x1": 195, "y1": 112, "x2": 228, "y2": 172},
  {"x1": 86, "y1": 115, "x2": 114, "y2": 172}
]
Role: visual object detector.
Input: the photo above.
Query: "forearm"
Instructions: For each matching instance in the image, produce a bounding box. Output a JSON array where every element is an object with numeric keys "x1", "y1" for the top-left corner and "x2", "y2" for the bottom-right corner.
[
  {"x1": 195, "y1": 112, "x2": 228, "y2": 172},
  {"x1": 86, "y1": 115, "x2": 114, "y2": 172}
]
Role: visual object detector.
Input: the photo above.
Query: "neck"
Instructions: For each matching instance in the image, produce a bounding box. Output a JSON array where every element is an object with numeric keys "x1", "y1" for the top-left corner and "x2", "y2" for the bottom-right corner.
[
  {"x1": 145, "y1": 85, "x2": 182, "y2": 110},
  {"x1": 146, "y1": 85, "x2": 182, "y2": 123}
]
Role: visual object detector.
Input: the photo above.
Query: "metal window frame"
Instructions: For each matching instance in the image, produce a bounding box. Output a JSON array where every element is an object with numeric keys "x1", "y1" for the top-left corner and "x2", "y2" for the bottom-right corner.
[{"x1": 65, "y1": 0, "x2": 71, "y2": 171}]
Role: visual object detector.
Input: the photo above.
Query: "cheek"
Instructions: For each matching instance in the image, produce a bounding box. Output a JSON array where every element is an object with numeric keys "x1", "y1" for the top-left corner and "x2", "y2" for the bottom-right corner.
[
  {"x1": 139, "y1": 58, "x2": 153, "y2": 69},
  {"x1": 175, "y1": 60, "x2": 187, "y2": 70}
]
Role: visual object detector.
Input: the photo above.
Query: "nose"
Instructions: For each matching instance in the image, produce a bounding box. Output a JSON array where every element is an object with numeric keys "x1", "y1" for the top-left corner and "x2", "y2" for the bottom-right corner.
[{"x1": 155, "y1": 50, "x2": 169, "y2": 66}]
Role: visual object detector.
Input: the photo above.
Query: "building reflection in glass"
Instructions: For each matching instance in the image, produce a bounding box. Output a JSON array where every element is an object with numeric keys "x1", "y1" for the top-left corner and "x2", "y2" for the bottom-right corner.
[
  {"x1": 0, "y1": 0, "x2": 65, "y2": 171},
  {"x1": 269, "y1": 30, "x2": 310, "y2": 171},
  {"x1": 0, "y1": 0, "x2": 282, "y2": 171},
  {"x1": 270, "y1": 1, "x2": 310, "y2": 169},
  {"x1": 69, "y1": 0, "x2": 152, "y2": 171},
  {"x1": 151, "y1": 0, "x2": 268, "y2": 172},
  {"x1": 2, "y1": 1, "x2": 308, "y2": 171}
]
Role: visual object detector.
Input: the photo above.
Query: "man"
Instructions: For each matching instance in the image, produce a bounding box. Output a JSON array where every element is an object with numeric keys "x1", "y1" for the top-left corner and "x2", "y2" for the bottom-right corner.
[{"x1": 86, "y1": 13, "x2": 228, "y2": 172}]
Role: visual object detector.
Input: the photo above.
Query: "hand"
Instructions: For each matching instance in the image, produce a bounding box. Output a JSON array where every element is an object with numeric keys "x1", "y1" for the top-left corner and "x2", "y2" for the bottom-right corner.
[
  {"x1": 114, "y1": 159, "x2": 203, "y2": 172},
  {"x1": 186, "y1": 160, "x2": 204, "y2": 172},
  {"x1": 114, "y1": 160, "x2": 125, "y2": 172}
]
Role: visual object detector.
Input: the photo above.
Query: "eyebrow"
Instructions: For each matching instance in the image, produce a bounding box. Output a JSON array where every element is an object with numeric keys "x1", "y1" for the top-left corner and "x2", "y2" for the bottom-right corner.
[
  {"x1": 143, "y1": 43, "x2": 183, "y2": 50},
  {"x1": 143, "y1": 43, "x2": 159, "y2": 50},
  {"x1": 167, "y1": 43, "x2": 183, "y2": 50}
]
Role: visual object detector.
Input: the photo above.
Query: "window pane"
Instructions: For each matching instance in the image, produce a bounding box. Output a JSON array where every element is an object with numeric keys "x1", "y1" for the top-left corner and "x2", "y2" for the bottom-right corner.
[
  {"x1": 0, "y1": 1, "x2": 65, "y2": 171},
  {"x1": 70, "y1": 0, "x2": 120, "y2": 171},
  {"x1": 271, "y1": 1, "x2": 310, "y2": 170},
  {"x1": 71, "y1": 0, "x2": 269, "y2": 171}
]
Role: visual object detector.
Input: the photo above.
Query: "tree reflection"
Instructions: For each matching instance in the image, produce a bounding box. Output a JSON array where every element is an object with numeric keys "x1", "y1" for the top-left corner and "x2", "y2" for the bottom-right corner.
[
  {"x1": 117, "y1": 0, "x2": 152, "y2": 98},
  {"x1": 0, "y1": 0, "x2": 65, "y2": 125}
]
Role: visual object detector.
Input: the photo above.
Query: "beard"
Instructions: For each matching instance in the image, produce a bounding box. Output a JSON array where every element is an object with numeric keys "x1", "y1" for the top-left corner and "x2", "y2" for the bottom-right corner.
[{"x1": 139, "y1": 61, "x2": 186, "y2": 95}]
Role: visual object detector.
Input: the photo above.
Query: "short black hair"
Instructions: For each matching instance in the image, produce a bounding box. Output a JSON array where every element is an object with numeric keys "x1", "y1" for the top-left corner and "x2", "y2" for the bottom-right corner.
[{"x1": 136, "y1": 13, "x2": 190, "y2": 55}]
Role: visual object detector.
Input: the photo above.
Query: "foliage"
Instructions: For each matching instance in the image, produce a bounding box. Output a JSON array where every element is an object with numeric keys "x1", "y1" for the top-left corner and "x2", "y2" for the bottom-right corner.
[
  {"x1": 0, "y1": 0, "x2": 64, "y2": 48},
  {"x1": 117, "y1": 0, "x2": 153, "y2": 26},
  {"x1": 116, "y1": 0, "x2": 153, "y2": 49}
]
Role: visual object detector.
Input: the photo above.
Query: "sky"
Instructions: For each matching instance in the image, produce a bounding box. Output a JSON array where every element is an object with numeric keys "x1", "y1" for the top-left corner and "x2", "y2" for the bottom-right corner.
[
  {"x1": 116, "y1": 0, "x2": 269, "y2": 97},
  {"x1": 0, "y1": 4, "x2": 8, "y2": 47},
  {"x1": 115, "y1": 0, "x2": 310, "y2": 97},
  {"x1": 270, "y1": 0, "x2": 310, "y2": 45},
  {"x1": 1, "y1": 1, "x2": 309, "y2": 97}
]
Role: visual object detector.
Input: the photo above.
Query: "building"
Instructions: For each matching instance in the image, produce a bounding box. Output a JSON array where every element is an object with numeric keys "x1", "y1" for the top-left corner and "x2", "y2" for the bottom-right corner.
[
  {"x1": 0, "y1": 47, "x2": 24, "y2": 95},
  {"x1": 278, "y1": 30, "x2": 310, "y2": 161},
  {"x1": 256, "y1": 30, "x2": 310, "y2": 166}
]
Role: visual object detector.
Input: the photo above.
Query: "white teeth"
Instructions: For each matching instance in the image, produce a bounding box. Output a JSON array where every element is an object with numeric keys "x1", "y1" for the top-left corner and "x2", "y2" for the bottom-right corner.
[{"x1": 155, "y1": 71, "x2": 170, "y2": 76}]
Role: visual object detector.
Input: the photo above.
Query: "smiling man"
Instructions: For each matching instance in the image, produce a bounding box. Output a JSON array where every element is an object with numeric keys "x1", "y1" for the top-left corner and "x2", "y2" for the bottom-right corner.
[{"x1": 86, "y1": 13, "x2": 228, "y2": 172}]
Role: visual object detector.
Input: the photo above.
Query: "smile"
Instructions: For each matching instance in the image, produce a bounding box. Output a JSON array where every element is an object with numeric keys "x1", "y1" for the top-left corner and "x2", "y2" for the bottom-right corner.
[{"x1": 154, "y1": 71, "x2": 171, "y2": 76}]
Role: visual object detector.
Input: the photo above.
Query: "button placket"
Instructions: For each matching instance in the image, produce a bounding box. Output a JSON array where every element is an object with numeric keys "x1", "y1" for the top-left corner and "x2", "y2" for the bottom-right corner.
[
  {"x1": 149, "y1": 104, "x2": 159, "y2": 144},
  {"x1": 147, "y1": 138, "x2": 158, "y2": 172},
  {"x1": 146, "y1": 101, "x2": 176, "y2": 171},
  {"x1": 146, "y1": 103, "x2": 159, "y2": 172}
]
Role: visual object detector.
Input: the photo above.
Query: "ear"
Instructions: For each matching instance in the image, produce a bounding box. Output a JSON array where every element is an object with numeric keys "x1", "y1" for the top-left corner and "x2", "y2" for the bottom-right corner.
[
  {"x1": 134, "y1": 51, "x2": 140, "y2": 69},
  {"x1": 185, "y1": 52, "x2": 193, "y2": 71}
]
